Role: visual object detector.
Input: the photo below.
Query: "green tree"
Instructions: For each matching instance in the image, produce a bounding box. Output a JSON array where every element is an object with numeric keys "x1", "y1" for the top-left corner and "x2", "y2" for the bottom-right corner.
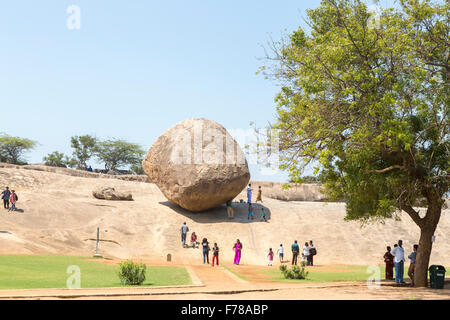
[
  {"x1": 261, "y1": 0, "x2": 449, "y2": 287},
  {"x1": 0, "y1": 134, "x2": 37, "y2": 164},
  {"x1": 43, "y1": 151, "x2": 77, "y2": 168},
  {"x1": 70, "y1": 135, "x2": 98, "y2": 169},
  {"x1": 94, "y1": 139, "x2": 145, "y2": 171}
]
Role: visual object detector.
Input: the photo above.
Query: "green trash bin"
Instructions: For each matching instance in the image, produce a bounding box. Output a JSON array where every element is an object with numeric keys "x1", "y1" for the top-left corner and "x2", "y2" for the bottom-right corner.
[{"x1": 429, "y1": 265, "x2": 446, "y2": 289}]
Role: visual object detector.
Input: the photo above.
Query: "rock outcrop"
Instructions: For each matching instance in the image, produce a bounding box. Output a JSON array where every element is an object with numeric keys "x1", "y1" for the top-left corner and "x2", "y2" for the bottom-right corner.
[
  {"x1": 92, "y1": 187, "x2": 133, "y2": 201},
  {"x1": 142, "y1": 118, "x2": 250, "y2": 211}
]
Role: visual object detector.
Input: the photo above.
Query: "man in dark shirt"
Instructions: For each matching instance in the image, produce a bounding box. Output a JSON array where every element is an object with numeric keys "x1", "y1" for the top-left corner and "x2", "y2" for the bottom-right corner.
[{"x1": 1, "y1": 187, "x2": 10, "y2": 209}]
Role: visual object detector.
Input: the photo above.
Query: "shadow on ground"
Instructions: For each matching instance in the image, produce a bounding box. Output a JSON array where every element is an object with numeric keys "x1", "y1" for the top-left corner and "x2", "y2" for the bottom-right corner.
[{"x1": 159, "y1": 201, "x2": 272, "y2": 224}]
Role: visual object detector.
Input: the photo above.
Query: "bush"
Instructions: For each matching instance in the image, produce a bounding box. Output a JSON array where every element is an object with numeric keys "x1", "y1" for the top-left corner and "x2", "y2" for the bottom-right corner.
[
  {"x1": 279, "y1": 264, "x2": 308, "y2": 280},
  {"x1": 117, "y1": 260, "x2": 147, "y2": 285}
]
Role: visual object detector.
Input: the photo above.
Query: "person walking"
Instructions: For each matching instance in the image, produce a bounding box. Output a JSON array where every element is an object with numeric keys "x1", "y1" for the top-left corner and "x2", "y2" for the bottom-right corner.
[
  {"x1": 391, "y1": 240, "x2": 406, "y2": 284},
  {"x1": 303, "y1": 242, "x2": 310, "y2": 266},
  {"x1": 277, "y1": 244, "x2": 284, "y2": 263},
  {"x1": 226, "y1": 200, "x2": 234, "y2": 219},
  {"x1": 268, "y1": 248, "x2": 274, "y2": 266},
  {"x1": 233, "y1": 239, "x2": 243, "y2": 265},
  {"x1": 1, "y1": 187, "x2": 11, "y2": 210},
  {"x1": 383, "y1": 246, "x2": 395, "y2": 280},
  {"x1": 308, "y1": 240, "x2": 316, "y2": 266},
  {"x1": 247, "y1": 203, "x2": 254, "y2": 220},
  {"x1": 291, "y1": 240, "x2": 300, "y2": 265},
  {"x1": 408, "y1": 244, "x2": 418, "y2": 286},
  {"x1": 261, "y1": 207, "x2": 266, "y2": 222},
  {"x1": 202, "y1": 238, "x2": 210, "y2": 264},
  {"x1": 180, "y1": 222, "x2": 189, "y2": 248},
  {"x1": 255, "y1": 186, "x2": 263, "y2": 203},
  {"x1": 8, "y1": 190, "x2": 18, "y2": 212},
  {"x1": 212, "y1": 243, "x2": 219, "y2": 266},
  {"x1": 247, "y1": 184, "x2": 252, "y2": 204}
]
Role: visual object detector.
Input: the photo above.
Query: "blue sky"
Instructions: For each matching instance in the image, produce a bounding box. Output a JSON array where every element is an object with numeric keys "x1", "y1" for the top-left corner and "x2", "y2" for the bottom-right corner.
[{"x1": 1, "y1": 1, "x2": 325, "y2": 181}]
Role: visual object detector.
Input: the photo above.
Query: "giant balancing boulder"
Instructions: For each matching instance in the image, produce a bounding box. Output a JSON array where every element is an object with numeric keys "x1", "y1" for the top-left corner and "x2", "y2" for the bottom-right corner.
[{"x1": 143, "y1": 118, "x2": 250, "y2": 211}]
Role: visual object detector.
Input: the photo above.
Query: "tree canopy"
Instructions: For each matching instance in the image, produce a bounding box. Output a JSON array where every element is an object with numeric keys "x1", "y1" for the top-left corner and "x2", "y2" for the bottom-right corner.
[
  {"x1": 261, "y1": 0, "x2": 449, "y2": 287},
  {"x1": 94, "y1": 139, "x2": 145, "y2": 171},
  {"x1": 70, "y1": 135, "x2": 97, "y2": 169},
  {"x1": 0, "y1": 134, "x2": 37, "y2": 164}
]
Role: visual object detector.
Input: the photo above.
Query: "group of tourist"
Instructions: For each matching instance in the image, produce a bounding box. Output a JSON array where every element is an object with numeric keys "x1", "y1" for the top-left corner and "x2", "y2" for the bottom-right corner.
[
  {"x1": 289, "y1": 240, "x2": 317, "y2": 266},
  {"x1": 1, "y1": 186, "x2": 18, "y2": 212},
  {"x1": 180, "y1": 222, "x2": 242, "y2": 266},
  {"x1": 226, "y1": 184, "x2": 266, "y2": 221},
  {"x1": 383, "y1": 240, "x2": 418, "y2": 285}
]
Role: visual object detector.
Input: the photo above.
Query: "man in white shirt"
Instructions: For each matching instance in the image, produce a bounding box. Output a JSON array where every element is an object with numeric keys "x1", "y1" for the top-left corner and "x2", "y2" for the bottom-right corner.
[{"x1": 391, "y1": 240, "x2": 406, "y2": 284}]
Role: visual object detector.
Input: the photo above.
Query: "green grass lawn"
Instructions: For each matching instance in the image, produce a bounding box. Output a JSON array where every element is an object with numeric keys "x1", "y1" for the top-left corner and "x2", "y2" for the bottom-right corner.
[
  {"x1": 223, "y1": 265, "x2": 249, "y2": 281},
  {"x1": 256, "y1": 265, "x2": 395, "y2": 283},
  {"x1": 0, "y1": 255, "x2": 191, "y2": 290}
]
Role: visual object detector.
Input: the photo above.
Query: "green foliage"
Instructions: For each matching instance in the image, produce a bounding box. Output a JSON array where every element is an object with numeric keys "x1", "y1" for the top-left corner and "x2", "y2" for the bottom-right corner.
[
  {"x1": 0, "y1": 134, "x2": 37, "y2": 164},
  {"x1": 71, "y1": 135, "x2": 98, "y2": 169},
  {"x1": 279, "y1": 264, "x2": 309, "y2": 280},
  {"x1": 261, "y1": 0, "x2": 449, "y2": 224},
  {"x1": 43, "y1": 151, "x2": 76, "y2": 168},
  {"x1": 117, "y1": 260, "x2": 147, "y2": 285},
  {"x1": 130, "y1": 163, "x2": 145, "y2": 175},
  {"x1": 94, "y1": 139, "x2": 145, "y2": 171}
]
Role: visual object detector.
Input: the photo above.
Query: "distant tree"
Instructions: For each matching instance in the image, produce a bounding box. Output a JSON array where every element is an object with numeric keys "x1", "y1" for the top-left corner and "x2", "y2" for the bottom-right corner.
[
  {"x1": 261, "y1": 0, "x2": 448, "y2": 287},
  {"x1": 94, "y1": 139, "x2": 145, "y2": 171},
  {"x1": 43, "y1": 151, "x2": 77, "y2": 168},
  {"x1": 70, "y1": 135, "x2": 97, "y2": 169},
  {"x1": 0, "y1": 134, "x2": 37, "y2": 164}
]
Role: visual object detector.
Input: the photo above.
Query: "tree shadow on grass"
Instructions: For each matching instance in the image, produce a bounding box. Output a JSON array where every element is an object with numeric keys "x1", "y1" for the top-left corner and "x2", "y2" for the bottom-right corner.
[{"x1": 159, "y1": 201, "x2": 271, "y2": 224}]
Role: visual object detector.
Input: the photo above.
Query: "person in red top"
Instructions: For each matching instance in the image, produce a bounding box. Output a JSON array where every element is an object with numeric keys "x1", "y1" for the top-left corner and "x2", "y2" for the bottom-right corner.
[
  {"x1": 9, "y1": 190, "x2": 18, "y2": 212},
  {"x1": 383, "y1": 246, "x2": 394, "y2": 280},
  {"x1": 190, "y1": 232, "x2": 198, "y2": 248}
]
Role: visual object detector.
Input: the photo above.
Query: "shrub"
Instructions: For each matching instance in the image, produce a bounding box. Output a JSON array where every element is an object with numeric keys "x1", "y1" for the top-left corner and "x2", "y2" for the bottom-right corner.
[
  {"x1": 279, "y1": 264, "x2": 308, "y2": 280},
  {"x1": 117, "y1": 260, "x2": 147, "y2": 285}
]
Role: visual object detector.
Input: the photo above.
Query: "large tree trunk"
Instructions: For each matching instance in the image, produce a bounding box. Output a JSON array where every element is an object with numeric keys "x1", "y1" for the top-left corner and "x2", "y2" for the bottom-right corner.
[{"x1": 414, "y1": 202, "x2": 441, "y2": 287}]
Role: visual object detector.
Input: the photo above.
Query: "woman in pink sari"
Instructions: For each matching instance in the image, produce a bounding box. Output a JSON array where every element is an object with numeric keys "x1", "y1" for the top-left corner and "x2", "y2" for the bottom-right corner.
[{"x1": 233, "y1": 239, "x2": 243, "y2": 265}]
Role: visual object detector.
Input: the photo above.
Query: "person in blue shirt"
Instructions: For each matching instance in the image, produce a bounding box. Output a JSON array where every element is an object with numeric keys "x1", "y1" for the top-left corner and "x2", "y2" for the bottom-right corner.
[
  {"x1": 1, "y1": 187, "x2": 11, "y2": 209},
  {"x1": 246, "y1": 184, "x2": 252, "y2": 203},
  {"x1": 291, "y1": 240, "x2": 300, "y2": 265},
  {"x1": 408, "y1": 244, "x2": 418, "y2": 286}
]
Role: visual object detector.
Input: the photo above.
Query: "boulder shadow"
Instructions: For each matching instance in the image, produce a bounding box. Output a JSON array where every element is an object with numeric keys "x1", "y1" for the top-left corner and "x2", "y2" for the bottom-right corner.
[{"x1": 159, "y1": 201, "x2": 271, "y2": 224}]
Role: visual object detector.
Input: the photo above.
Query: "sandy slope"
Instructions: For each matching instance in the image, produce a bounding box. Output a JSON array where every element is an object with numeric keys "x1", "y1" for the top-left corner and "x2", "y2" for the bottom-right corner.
[{"x1": 0, "y1": 167, "x2": 449, "y2": 266}]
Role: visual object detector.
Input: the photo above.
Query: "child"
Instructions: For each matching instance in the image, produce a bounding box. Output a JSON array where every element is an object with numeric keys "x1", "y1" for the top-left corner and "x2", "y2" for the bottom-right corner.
[
  {"x1": 248, "y1": 203, "x2": 253, "y2": 220},
  {"x1": 268, "y1": 248, "x2": 274, "y2": 266},
  {"x1": 190, "y1": 232, "x2": 198, "y2": 248},
  {"x1": 276, "y1": 244, "x2": 284, "y2": 263},
  {"x1": 212, "y1": 243, "x2": 220, "y2": 267},
  {"x1": 261, "y1": 208, "x2": 266, "y2": 221}
]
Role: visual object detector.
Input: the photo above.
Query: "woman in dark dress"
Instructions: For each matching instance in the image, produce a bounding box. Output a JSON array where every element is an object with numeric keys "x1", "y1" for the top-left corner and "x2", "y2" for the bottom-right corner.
[{"x1": 384, "y1": 246, "x2": 394, "y2": 280}]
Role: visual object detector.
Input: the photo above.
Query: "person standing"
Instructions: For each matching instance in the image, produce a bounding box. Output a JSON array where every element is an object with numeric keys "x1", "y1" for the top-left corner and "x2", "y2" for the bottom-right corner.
[
  {"x1": 268, "y1": 248, "x2": 274, "y2": 266},
  {"x1": 308, "y1": 240, "x2": 316, "y2": 266},
  {"x1": 226, "y1": 200, "x2": 234, "y2": 219},
  {"x1": 1, "y1": 187, "x2": 10, "y2": 209},
  {"x1": 212, "y1": 243, "x2": 219, "y2": 267},
  {"x1": 8, "y1": 190, "x2": 18, "y2": 212},
  {"x1": 248, "y1": 203, "x2": 254, "y2": 220},
  {"x1": 180, "y1": 222, "x2": 189, "y2": 248},
  {"x1": 277, "y1": 244, "x2": 284, "y2": 263},
  {"x1": 383, "y1": 246, "x2": 395, "y2": 280},
  {"x1": 408, "y1": 244, "x2": 418, "y2": 286},
  {"x1": 202, "y1": 238, "x2": 210, "y2": 264},
  {"x1": 233, "y1": 239, "x2": 243, "y2": 265},
  {"x1": 291, "y1": 240, "x2": 300, "y2": 265},
  {"x1": 391, "y1": 240, "x2": 406, "y2": 284},
  {"x1": 256, "y1": 186, "x2": 263, "y2": 203},
  {"x1": 303, "y1": 242, "x2": 310, "y2": 266},
  {"x1": 247, "y1": 184, "x2": 252, "y2": 204}
]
